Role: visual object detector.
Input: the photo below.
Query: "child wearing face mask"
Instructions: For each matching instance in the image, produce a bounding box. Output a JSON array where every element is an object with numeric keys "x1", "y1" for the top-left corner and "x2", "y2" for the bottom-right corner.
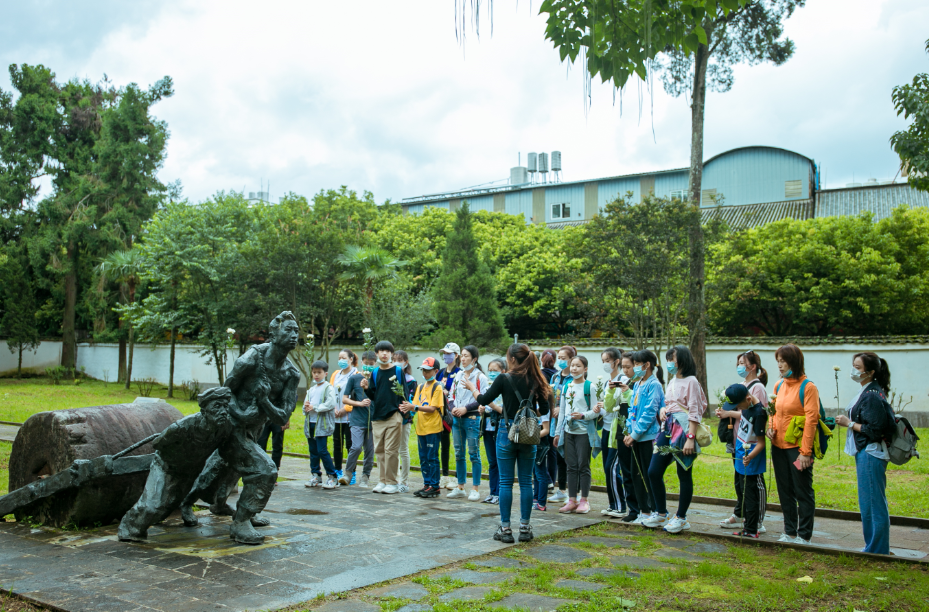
[
  {"x1": 436, "y1": 343, "x2": 461, "y2": 489},
  {"x1": 480, "y1": 358, "x2": 506, "y2": 504},
  {"x1": 448, "y1": 345, "x2": 487, "y2": 501},
  {"x1": 330, "y1": 349, "x2": 358, "y2": 483},
  {"x1": 340, "y1": 351, "x2": 377, "y2": 488},
  {"x1": 304, "y1": 360, "x2": 340, "y2": 489},
  {"x1": 552, "y1": 356, "x2": 602, "y2": 514}
]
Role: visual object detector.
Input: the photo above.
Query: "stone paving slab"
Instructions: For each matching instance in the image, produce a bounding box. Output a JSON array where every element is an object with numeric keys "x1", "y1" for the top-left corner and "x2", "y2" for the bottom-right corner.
[
  {"x1": 525, "y1": 545, "x2": 592, "y2": 563},
  {"x1": 554, "y1": 578, "x2": 605, "y2": 592},
  {"x1": 562, "y1": 535, "x2": 637, "y2": 548},
  {"x1": 316, "y1": 601, "x2": 381, "y2": 612},
  {"x1": 489, "y1": 593, "x2": 575, "y2": 611},
  {"x1": 438, "y1": 586, "x2": 493, "y2": 601},
  {"x1": 471, "y1": 557, "x2": 533, "y2": 569},
  {"x1": 0, "y1": 462, "x2": 599, "y2": 612},
  {"x1": 396, "y1": 605, "x2": 432, "y2": 612},
  {"x1": 610, "y1": 555, "x2": 676, "y2": 570},
  {"x1": 654, "y1": 548, "x2": 703, "y2": 562},
  {"x1": 575, "y1": 566, "x2": 639, "y2": 579},
  {"x1": 433, "y1": 569, "x2": 510, "y2": 584},
  {"x1": 367, "y1": 582, "x2": 429, "y2": 600}
]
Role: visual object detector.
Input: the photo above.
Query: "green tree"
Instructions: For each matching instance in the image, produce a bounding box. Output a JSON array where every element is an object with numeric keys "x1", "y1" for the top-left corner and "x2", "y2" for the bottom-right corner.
[
  {"x1": 706, "y1": 207, "x2": 929, "y2": 336},
  {"x1": 96, "y1": 248, "x2": 143, "y2": 388},
  {"x1": 584, "y1": 194, "x2": 693, "y2": 353},
  {"x1": 430, "y1": 202, "x2": 507, "y2": 348},
  {"x1": 0, "y1": 250, "x2": 40, "y2": 377},
  {"x1": 891, "y1": 38, "x2": 929, "y2": 192},
  {"x1": 336, "y1": 245, "x2": 406, "y2": 323},
  {"x1": 368, "y1": 279, "x2": 435, "y2": 349}
]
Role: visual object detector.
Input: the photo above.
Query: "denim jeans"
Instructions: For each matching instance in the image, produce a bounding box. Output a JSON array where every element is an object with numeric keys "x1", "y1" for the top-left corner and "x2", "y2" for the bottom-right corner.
[
  {"x1": 533, "y1": 438, "x2": 551, "y2": 507},
  {"x1": 496, "y1": 423, "x2": 536, "y2": 527},
  {"x1": 418, "y1": 433, "x2": 441, "y2": 488},
  {"x1": 454, "y1": 416, "x2": 482, "y2": 486},
  {"x1": 482, "y1": 429, "x2": 499, "y2": 496},
  {"x1": 855, "y1": 450, "x2": 890, "y2": 554},
  {"x1": 312, "y1": 435, "x2": 337, "y2": 477},
  {"x1": 305, "y1": 422, "x2": 320, "y2": 473}
]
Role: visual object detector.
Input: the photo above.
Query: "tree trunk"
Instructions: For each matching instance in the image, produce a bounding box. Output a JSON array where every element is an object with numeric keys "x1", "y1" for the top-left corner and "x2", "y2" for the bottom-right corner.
[
  {"x1": 118, "y1": 336, "x2": 127, "y2": 383},
  {"x1": 687, "y1": 40, "x2": 710, "y2": 394},
  {"x1": 17, "y1": 344, "x2": 23, "y2": 378},
  {"x1": 61, "y1": 244, "x2": 77, "y2": 369},
  {"x1": 125, "y1": 324, "x2": 134, "y2": 390},
  {"x1": 167, "y1": 326, "x2": 177, "y2": 398}
]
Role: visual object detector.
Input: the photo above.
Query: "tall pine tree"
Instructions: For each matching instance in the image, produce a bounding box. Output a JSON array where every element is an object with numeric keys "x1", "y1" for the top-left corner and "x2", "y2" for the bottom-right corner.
[{"x1": 431, "y1": 202, "x2": 506, "y2": 348}]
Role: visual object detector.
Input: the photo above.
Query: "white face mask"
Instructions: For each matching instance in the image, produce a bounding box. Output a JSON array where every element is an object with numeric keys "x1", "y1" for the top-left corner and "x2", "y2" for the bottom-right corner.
[
  {"x1": 463, "y1": 362, "x2": 475, "y2": 371},
  {"x1": 850, "y1": 368, "x2": 868, "y2": 383},
  {"x1": 602, "y1": 362, "x2": 613, "y2": 374}
]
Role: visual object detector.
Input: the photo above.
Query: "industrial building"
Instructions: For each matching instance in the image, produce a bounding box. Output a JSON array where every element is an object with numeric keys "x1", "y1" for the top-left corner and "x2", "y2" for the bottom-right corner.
[{"x1": 400, "y1": 145, "x2": 929, "y2": 229}]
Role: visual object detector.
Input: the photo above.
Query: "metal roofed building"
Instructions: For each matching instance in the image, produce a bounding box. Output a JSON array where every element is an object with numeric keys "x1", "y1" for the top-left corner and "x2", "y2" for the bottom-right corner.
[{"x1": 401, "y1": 145, "x2": 929, "y2": 229}]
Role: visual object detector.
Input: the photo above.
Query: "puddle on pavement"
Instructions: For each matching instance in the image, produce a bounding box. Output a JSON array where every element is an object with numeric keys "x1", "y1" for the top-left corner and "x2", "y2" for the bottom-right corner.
[{"x1": 263, "y1": 508, "x2": 328, "y2": 515}]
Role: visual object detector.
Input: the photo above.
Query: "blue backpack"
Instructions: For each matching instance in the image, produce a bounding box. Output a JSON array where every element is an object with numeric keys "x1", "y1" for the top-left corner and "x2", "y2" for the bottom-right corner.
[{"x1": 775, "y1": 379, "x2": 835, "y2": 456}]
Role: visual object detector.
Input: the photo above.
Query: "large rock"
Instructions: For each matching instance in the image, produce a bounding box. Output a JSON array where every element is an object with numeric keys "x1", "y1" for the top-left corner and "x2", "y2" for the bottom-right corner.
[{"x1": 8, "y1": 401, "x2": 183, "y2": 526}]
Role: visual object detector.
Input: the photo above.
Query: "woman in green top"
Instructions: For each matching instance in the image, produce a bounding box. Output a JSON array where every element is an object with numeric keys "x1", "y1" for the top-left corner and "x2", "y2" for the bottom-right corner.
[{"x1": 598, "y1": 348, "x2": 628, "y2": 517}]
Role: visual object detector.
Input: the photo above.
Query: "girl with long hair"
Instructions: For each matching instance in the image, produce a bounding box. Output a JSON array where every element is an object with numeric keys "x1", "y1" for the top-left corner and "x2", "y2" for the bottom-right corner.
[
  {"x1": 552, "y1": 356, "x2": 601, "y2": 514},
  {"x1": 330, "y1": 349, "x2": 358, "y2": 484},
  {"x1": 644, "y1": 346, "x2": 707, "y2": 534},
  {"x1": 480, "y1": 358, "x2": 507, "y2": 504},
  {"x1": 623, "y1": 349, "x2": 664, "y2": 524},
  {"x1": 448, "y1": 345, "x2": 487, "y2": 501},
  {"x1": 598, "y1": 347, "x2": 628, "y2": 517},
  {"x1": 547, "y1": 345, "x2": 576, "y2": 504},
  {"x1": 462, "y1": 344, "x2": 551, "y2": 544}
]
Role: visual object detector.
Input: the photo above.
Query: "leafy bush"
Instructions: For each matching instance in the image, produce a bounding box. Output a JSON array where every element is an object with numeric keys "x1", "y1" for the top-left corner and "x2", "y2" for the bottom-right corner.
[
  {"x1": 134, "y1": 377, "x2": 157, "y2": 397},
  {"x1": 180, "y1": 380, "x2": 201, "y2": 401},
  {"x1": 45, "y1": 366, "x2": 65, "y2": 385}
]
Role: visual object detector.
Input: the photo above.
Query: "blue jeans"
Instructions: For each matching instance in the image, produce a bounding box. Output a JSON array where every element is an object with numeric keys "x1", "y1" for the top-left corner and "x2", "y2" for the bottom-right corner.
[
  {"x1": 305, "y1": 422, "x2": 320, "y2": 471},
  {"x1": 856, "y1": 450, "x2": 890, "y2": 554},
  {"x1": 454, "y1": 416, "x2": 482, "y2": 486},
  {"x1": 418, "y1": 433, "x2": 441, "y2": 488},
  {"x1": 312, "y1": 435, "x2": 337, "y2": 477},
  {"x1": 496, "y1": 423, "x2": 536, "y2": 527},
  {"x1": 533, "y1": 437, "x2": 551, "y2": 507},
  {"x1": 482, "y1": 429, "x2": 499, "y2": 496}
]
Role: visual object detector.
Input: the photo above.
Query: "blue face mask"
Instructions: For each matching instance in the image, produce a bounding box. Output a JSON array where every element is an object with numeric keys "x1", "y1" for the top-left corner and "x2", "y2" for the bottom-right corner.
[
  {"x1": 425, "y1": 374, "x2": 436, "y2": 382},
  {"x1": 666, "y1": 363, "x2": 678, "y2": 376},
  {"x1": 488, "y1": 371, "x2": 500, "y2": 382},
  {"x1": 557, "y1": 359, "x2": 569, "y2": 371},
  {"x1": 736, "y1": 365, "x2": 748, "y2": 378},
  {"x1": 362, "y1": 364, "x2": 375, "y2": 373},
  {"x1": 338, "y1": 359, "x2": 349, "y2": 370},
  {"x1": 785, "y1": 369, "x2": 793, "y2": 378},
  {"x1": 633, "y1": 365, "x2": 644, "y2": 379},
  {"x1": 571, "y1": 371, "x2": 585, "y2": 380}
]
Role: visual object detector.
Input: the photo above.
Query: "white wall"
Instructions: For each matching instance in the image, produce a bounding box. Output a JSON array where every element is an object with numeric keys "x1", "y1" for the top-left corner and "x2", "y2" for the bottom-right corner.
[{"x1": 5, "y1": 340, "x2": 926, "y2": 420}]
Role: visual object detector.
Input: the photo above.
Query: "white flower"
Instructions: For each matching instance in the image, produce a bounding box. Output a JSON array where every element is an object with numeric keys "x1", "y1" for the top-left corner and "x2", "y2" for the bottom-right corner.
[
  {"x1": 833, "y1": 365, "x2": 841, "y2": 372},
  {"x1": 389, "y1": 375, "x2": 397, "y2": 381},
  {"x1": 362, "y1": 328, "x2": 372, "y2": 334},
  {"x1": 226, "y1": 328, "x2": 235, "y2": 334},
  {"x1": 742, "y1": 443, "x2": 751, "y2": 451},
  {"x1": 598, "y1": 375, "x2": 603, "y2": 380},
  {"x1": 307, "y1": 333, "x2": 314, "y2": 338}
]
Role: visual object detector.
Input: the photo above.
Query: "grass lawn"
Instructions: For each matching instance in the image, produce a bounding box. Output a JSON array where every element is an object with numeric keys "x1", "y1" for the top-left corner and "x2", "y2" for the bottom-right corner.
[
  {"x1": 1, "y1": 377, "x2": 927, "y2": 517},
  {"x1": 290, "y1": 522, "x2": 929, "y2": 612}
]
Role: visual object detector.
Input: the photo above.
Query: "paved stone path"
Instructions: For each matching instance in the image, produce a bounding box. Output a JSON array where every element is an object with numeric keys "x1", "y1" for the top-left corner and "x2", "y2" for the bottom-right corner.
[{"x1": 0, "y1": 434, "x2": 926, "y2": 612}]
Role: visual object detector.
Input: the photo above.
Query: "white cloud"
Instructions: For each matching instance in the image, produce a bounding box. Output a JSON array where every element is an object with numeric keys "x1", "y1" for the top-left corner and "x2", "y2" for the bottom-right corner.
[{"x1": 1, "y1": 0, "x2": 927, "y2": 202}]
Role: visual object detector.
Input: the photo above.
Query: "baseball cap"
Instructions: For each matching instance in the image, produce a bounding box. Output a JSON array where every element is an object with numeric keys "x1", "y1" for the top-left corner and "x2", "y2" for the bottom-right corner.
[
  {"x1": 724, "y1": 383, "x2": 749, "y2": 405},
  {"x1": 440, "y1": 342, "x2": 461, "y2": 354},
  {"x1": 418, "y1": 356, "x2": 440, "y2": 370}
]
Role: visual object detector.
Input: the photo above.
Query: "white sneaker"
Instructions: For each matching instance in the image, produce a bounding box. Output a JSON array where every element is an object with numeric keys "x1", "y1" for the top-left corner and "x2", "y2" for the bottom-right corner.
[
  {"x1": 381, "y1": 484, "x2": 399, "y2": 494},
  {"x1": 642, "y1": 513, "x2": 670, "y2": 529},
  {"x1": 468, "y1": 489, "x2": 481, "y2": 502},
  {"x1": 777, "y1": 533, "x2": 794, "y2": 543},
  {"x1": 632, "y1": 514, "x2": 648, "y2": 525},
  {"x1": 548, "y1": 490, "x2": 568, "y2": 503},
  {"x1": 372, "y1": 482, "x2": 386, "y2": 493},
  {"x1": 358, "y1": 474, "x2": 370, "y2": 488},
  {"x1": 322, "y1": 478, "x2": 338, "y2": 490},
  {"x1": 606, "y1": 509, "x2": 625, "y2": 518},
  {"x1": 719, "y1": 514, "x2": 742, "y2": 528},
  {"x1": 794, "y1": 536, "x2": 811, "y2": 545},
  {"x1": 447, "y1": 488, "x2": 467, "y2": 499},
  {"x1": 445, "y1": 479, "x2": 457, "y2": 490},
  {"x1": 304, "y1": 475, "x2": 321, "y2": 488},
  {"x1": 758, "y1": 523, "x2": 767, "y2": 534},
  {"x1": 663, "y1": 516, "x2": 690, "y2": 534},
  {"x1": 600, "y1": 509, "x2": 613, "y2": 516},
  {"x1": 397, "y1": 484, "x2": 409, "y2": 493}
]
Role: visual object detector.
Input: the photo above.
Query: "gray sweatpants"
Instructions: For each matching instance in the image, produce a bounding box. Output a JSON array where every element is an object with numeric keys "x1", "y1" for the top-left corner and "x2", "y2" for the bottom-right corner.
[
  {"x1": 565, "y1": 432, "x2": 592, "y2": 499},
  {"x1": 345, "y1": 425, "x2": 374, "y2": 477}
]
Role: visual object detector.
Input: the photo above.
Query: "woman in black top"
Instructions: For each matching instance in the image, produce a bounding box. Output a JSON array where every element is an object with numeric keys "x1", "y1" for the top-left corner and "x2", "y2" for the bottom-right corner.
[
  {"x1": 834, "y1": 352, "x2": 893, "y2": 555},
  {"x1": 462, "y1": 344, "x2": 551, "y2": 544}
]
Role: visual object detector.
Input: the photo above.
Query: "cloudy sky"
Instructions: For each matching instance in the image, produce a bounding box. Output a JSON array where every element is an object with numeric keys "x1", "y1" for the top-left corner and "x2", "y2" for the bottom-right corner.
[{"x1": 2, "y1": 0, "x2": 927, "y2": 204}]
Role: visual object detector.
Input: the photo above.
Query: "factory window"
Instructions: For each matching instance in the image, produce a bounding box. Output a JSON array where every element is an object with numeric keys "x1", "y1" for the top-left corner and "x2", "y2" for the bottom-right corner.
[
  {"x1": 701, "y1": 188, "x2": 718, "y2": 204},
  {"x1": 670, "y1": 190, "x2": 688, "y2": 201},
  {"x1": 551, "y1": 202, "x2": 571, "y2": 220},
  {"x1": 785, "y1": 180, "x2": 803, "y2": 198}
]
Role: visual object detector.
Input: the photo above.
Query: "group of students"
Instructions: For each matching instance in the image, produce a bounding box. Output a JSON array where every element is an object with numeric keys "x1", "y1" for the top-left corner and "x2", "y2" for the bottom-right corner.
[{"x1": 293, "y1": 339, "x2": 901, "y2": 555}]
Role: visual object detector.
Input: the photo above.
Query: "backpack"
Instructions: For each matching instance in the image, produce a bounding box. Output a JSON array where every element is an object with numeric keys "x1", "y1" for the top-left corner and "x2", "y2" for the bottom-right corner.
[
  {"x1": 775, "y1": 378, "x2": 835, "y2": 457},
  {"x1": 371, "y1": 365, "x2": 405, "y2": 393},
  {"x1": 417, "y1": 380, "x2": 451, "y2": 430},
  {"x1": 718, "y1": 380, "x2": 763, "y2": 448},
  {"x1": 864, "y1": 389, "x2": 921, "y2": 465},
  {"x1": 506, "y1": 374, "x2": 541, "y2": 445}
]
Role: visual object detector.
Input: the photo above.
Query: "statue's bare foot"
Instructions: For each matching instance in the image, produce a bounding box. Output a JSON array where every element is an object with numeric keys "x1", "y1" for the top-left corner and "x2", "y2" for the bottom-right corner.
[
  {"x1": 250, "y1": 514, "x2": 270, "y2": 527},
  {"x1": 210, "y1": 502, "x2": 235, "y2": 516},
  {"x1": 230, "y1": 519, "x2": 265, "y2": 545},
  {"x1": 180, "y1": 505, "x2": 199, "y2": 527}
]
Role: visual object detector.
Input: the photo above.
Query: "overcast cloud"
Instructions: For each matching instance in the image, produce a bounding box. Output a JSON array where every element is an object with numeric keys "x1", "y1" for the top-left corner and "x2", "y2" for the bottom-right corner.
[{"x1": 1, "y1": 0, "x2": 927, "y2": 204}]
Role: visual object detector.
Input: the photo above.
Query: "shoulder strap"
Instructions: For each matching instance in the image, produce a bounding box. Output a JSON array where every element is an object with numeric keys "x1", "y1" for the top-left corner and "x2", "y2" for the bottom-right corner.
[
  {"x1": 583, "y1": 380, "x2": 592, "y2": 408},
  {"x1": 775, "y1": 379, "x2": 784, "y2": 395},
  {"x1": 330, "y1": 371, "x2": 338, "y2": 386},
  {"x1": 747, "y1": 379, "x2": 762, "y2": 390},
  {"x1": 799, "y1": 379, "x2": 809, "y2": 408}
]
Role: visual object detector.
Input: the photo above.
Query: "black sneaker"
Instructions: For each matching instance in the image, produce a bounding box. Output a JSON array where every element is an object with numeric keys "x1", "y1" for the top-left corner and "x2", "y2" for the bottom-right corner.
[
  {"x1": 621, "y1": 513, "x2": 639, "y2": 523},
  {"x1": 421, "y1": 487, "x2": 440, "y2": 498},
  {"x1": 493, "y1": 526, "x2": 515, "y2": 543},
  {"x1": 413, "y1": 487, "x2": 427, "y2": 497},
  {"x1": 518, "y1": 524, "x2": 533, "y2": 542}
]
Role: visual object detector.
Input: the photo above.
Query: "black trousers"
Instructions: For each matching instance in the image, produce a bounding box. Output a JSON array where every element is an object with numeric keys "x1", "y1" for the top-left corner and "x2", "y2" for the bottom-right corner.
[
  {"x1": 332, "y1": 423, "x2": 352, "y2": 470},
  {"x1": 614, "y1": 437, "x2": 638, "y2": 515},
  {"x1": 258, "y1": 421, "x2": 284, "y2": 469},
  {"x1": 440, "y1": 428, "x2": 451, "y2": 476},
  {"x1": 738, "y1": 472, "x2": 768, "y2": 534},
  {"x1": 556, "y1": 450, "x2": 568, "y2": 490},
  {"x1": 732, "y1": 459, "x2": 745, "y2": 517},
  {"x1": 771, "y1": 446, "x2": 815, "y2": 540},
  {"x1": 628, "y1": 440, "x2": 654, "y2": 516}
]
